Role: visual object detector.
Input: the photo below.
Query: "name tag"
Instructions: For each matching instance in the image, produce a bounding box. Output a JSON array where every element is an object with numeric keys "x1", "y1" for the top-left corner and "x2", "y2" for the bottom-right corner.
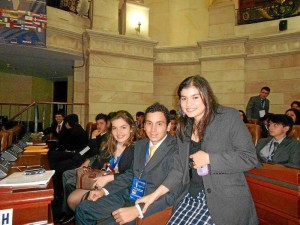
[
  {"x1": 129, "y1": 177, "x2": 147, "y2": 201},
  {"x1": 259, "y1": 110, "x2": 266, "y2": 118}
]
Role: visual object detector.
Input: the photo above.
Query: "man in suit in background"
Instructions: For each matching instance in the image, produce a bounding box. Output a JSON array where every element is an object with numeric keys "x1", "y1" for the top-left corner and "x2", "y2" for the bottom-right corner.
[
  {"x1": 246, "y1": 86, "x2": 270, "y2": 120},
  {"x1": 41, "y1": 110, "x2": 66, "y2": 140},
  {"x1": 75, "y1": 103, "x2": 182, "y2": 225},
  {"x1": 256, "y1": 114, "x2": 300, "y2": 168}
]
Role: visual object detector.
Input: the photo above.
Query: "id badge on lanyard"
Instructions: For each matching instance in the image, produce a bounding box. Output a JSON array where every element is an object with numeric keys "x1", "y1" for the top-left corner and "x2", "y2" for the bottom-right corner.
[{"x1": 129, "y1": 176, "x2": 147, "y2": 201}]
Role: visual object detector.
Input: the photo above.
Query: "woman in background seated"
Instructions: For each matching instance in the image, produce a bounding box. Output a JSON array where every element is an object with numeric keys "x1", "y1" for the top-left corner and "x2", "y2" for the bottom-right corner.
[
  {"x1": 67, "y1": 110, "x2": 137, "y2": 212},
  {"x1": 285, "y1": 108, "x2": 300, "y2": 125},
  {"x1": 290, "y1": 101, "x2": 300, "y2": 110},
  {"x1": 168, "y1": 114, "x2": 178, "y2": 137},
  {"x1": 239, "y1": 110, "x2": 249, "y2": 123}
]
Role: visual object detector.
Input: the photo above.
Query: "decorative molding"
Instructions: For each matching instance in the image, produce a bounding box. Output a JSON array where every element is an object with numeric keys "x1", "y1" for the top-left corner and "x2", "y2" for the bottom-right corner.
[
  {"x1": 246, "y1": 31, "x2": 300, "y2": 58},
  {"x1": 86, "y1": 29, "x2": 157, "y2": 60},
  {"x1": 198, "y1": 36, "x2": 248, "y2": 60},
  {"x1": 154, "y1": 46, "x2": 200, "y2": 65}
]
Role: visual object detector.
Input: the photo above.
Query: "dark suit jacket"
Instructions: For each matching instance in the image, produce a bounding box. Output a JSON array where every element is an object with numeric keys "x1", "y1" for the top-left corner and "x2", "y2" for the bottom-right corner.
[
  {"x1": 246, "y1": 95, "x2": 270, "y2": 120},
  {"x1": 43, "y1": 121, "x2": 66, "y2": 139},
  {"x1": 57, "y1": 124, "x2": 88, "y2": 153},
  {"x1": 169, "y1": 106, "x2": 258, "y2": 225},
  {"x1": 256, "y1": 136, "x2": 300, "y2": 168},
  {"x1": 104, "y1": 134, "x2": 182, "y2": 217}
]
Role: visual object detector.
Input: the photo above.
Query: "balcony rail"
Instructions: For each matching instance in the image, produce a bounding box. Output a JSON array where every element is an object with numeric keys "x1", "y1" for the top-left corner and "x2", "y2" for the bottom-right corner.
[
  {"x1": 0, "y1": 101, "x2": 88, "y2": 133},
  {"x1": 237, "y1": 0, "x2": 300, "y2": 25}
]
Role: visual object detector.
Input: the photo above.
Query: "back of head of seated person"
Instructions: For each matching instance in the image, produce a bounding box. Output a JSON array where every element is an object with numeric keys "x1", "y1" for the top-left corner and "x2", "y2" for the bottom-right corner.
[{"x1": 256, "y1": 114, "x2": 300, "y2": 168}]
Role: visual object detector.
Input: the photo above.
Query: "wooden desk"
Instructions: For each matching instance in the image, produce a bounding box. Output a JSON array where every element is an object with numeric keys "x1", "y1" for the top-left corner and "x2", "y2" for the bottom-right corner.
[
  {"x1": 246, "y1": 163, "x2": 300, "y2": 225},
  {"x1": 0, "y1": 149, "x2": 54, "y2": 225}
]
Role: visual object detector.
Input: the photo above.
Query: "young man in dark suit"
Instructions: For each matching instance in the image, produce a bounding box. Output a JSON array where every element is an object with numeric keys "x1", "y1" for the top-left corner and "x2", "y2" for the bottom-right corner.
[
  {"x1": 75, "y1": 103, "x2": 182, "y2": 225},
  {"x1": 256, "y1": 114, "x2": 300, "y2": 168},
  {"x1": 41, "y1": 110, "x2": 66, "y2": 139},
  {"x1": 246, "y1": 86, "x2": 270, "y2": 120}
]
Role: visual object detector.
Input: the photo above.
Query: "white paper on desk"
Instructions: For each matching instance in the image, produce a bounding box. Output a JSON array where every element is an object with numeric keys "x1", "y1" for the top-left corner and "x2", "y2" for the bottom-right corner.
[{"x1": 0, "y1": 170, "x2": 55, "y2": 188}]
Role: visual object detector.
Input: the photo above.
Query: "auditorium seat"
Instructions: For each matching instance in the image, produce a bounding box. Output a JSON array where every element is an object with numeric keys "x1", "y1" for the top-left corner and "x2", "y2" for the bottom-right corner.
[
  {"x1": 0, "y1": 130, "x2": 9, "y2": 150},
  {"x1": 136, "y1": 206, "x2": 173, "y2": 225},
  {"x1": 248, "y1": 118, "x2": 259, "y2": 124},
  {"x1": 245, "y1": 123, "x2": 262, "y2": 146},
  {"x1": 85, "y1": 122, "x2": 97, "y2": 139},
  {"x1": 288, "y1": 125, "x2": 300, "y2": 140}
]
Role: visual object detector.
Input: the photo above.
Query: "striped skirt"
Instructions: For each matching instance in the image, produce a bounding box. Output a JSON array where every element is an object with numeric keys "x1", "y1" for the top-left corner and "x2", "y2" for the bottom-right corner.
[{"x1": 167, "y1": 191, "x2": 215, "y2": 225}]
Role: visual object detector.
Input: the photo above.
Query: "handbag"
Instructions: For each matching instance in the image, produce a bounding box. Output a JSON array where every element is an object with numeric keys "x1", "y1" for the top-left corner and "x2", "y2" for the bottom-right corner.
[{"x1": 76, "y1": 164, "x2": 114, "y2": 190}]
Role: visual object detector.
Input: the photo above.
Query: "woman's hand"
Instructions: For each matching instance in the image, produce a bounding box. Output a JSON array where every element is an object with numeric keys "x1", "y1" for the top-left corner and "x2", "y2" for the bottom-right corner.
[
  {"x1": 87, "y1": 189, "x2": 104, "y2": 201},
  {"x1": 190, "y1": 150, "x2": 210, "y2": 168},
  {"x1": 93, "y1": 174, "x2": 114, "y2": 189},
  {"x1": 79, "y1": 159, "x2": 90, "y2": 168}
]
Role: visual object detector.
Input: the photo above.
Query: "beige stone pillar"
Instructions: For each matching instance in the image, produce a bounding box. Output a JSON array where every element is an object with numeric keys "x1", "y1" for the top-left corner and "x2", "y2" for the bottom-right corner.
[
  {"x1": 86, "y1": 30, "x2": 157, "y2": 119},
  {"x1": 72, "y1": 60, "x2": 88, "y2": 126},
  {"x1": 92, "y1": 0, "x2": 119, "y2": 33},
  {"x1": 209, "y1": 0, "x2": 235, "y2": 38}
]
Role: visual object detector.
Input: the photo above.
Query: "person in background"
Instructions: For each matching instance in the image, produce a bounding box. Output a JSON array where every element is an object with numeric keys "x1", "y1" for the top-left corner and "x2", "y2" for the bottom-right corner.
[
  {"x1": 55, "y1": 113, "x2": 109, "y2": 224},
  {"x1": 48, "y1": 114, "x2": 88, "y2": 202},
  {"x1": 246, "y1": 86, "x2": 270, "y2": 120},
  {"x1": 239, "y1": 110, "x2": 249, "y2": 123},
  {"x1": 137, "y1": 75, "x2": 258, "y2": 225},
  {"x1": 168, "y1": 114, "x2": 178, "y2": 137},
  {"x1": 169, "y1": 109, "x2": 177, "y2": 117},
  {"x1": 256, "y1": 114, "x2": 300, "y2": 168},
  {"x1": 285, "y1": 108, "x2": 300, "y2": 125},
  {"x1": 58, "y1": 111, "x2": 136, "y2": 225},
  {"x1": 135, "y1": 111, "x2": 145, "y2": 129},
  {"x1": 290, "y1": 101, "x2": 300, "y2": 110},
  {"x1": 75, "y1": 103, "x2": 182, "y2": 225},
  {"x1": 135, "y1": 111, "x2": 146, "y2": 139},
  {"x1": 40, "y1": 110, "x2": 66, "y2": 140}
]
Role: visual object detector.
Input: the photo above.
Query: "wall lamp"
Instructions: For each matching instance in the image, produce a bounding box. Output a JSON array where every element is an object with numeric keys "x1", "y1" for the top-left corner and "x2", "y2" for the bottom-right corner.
[{"x1": 135, "y1": 22, "x2": 141, "y2": 33}]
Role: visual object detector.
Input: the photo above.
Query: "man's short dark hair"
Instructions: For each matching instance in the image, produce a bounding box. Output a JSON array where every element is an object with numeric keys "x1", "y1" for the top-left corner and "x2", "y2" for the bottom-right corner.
[
  {"x1": 261, "y1": 86, "x2": 270, "y2": 92},
  {"x1": 54, "y1": 110, "x2": 65, "y2": 117},
  {"x1": 145, "y1": 102, "x2": 171, "y2": 124},
  {"x1": 95, "y1": 113, "x2": 108, "y2": 122},
  {"x1": 136, "y1": 111, "x2": 145, "y2": 117},
  {"x1": 269, "y1": 114, "x2": 294, "y2": 134},
  {"x1": 65, "y1": 114, "x2": 79, "y2": 127}
]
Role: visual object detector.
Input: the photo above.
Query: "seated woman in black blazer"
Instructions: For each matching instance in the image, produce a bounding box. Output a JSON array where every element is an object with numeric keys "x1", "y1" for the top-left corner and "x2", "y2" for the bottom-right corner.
[{"x1": 67, "y1": 110, "x2": 137, "y2": 212}]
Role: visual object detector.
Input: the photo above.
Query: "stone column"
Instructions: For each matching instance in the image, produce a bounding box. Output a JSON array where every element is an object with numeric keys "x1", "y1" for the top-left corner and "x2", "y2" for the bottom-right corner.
[
  {"x1": 209, "y1": 0, "x2": 235, "y2": 38},
  {"x1": 92, "y1": 0, "x2": 119, "y2": 33}
]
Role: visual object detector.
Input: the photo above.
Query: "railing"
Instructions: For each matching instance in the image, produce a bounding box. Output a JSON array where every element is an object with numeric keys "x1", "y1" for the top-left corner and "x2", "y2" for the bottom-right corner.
[
  {"x1": 0, "y1": 101, "x2": 88, "y2": 133},
  {"x1": 236, "y1": 0, "x2": 300, "y2": 25},
  {"x1": 47, "y1": 0, "x2": 92, "y2": 17}
]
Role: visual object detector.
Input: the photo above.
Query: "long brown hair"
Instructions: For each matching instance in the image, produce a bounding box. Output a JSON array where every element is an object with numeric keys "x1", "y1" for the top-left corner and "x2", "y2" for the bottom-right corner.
[
  {"x1": 100, "y1": 110, "x2": 137, "y2": 157},
  {"x1": 177, "y1": 75, "x2": 218, "y2": 141}
]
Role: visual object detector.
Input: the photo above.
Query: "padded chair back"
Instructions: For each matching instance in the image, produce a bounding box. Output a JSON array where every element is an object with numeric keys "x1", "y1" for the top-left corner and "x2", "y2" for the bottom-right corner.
[
  {"x1": 0, "y1": 130, "x2": 9, "y2": 150},
  {"x1": 248, "y1": 118, "x2": 259, "y2": 124},
  {"x1": 86, "y1": 122, "x2": 97, "y2": 139},
  {"x1": 245, "y1": 123, "x2": 262, "y2": 146},
  {"x1": 288, "y1": 125, "x2": 300, "y2": 140},
  {"x1": 136, "y1": 206, "x2": 173, "y2": 225}
]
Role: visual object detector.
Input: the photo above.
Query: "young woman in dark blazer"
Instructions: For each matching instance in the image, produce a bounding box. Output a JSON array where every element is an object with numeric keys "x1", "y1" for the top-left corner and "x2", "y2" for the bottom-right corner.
[
  {"x1": 67, "y1": 110, "x2": 137, "y2": 213},
  {"x1": 137, "y1": 75, "x2": 259, "y2": 225}
]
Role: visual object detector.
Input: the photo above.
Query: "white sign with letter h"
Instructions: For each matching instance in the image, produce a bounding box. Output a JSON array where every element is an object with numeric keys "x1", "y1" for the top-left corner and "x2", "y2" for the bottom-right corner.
[{"x1": 0, "y1": 209, "x2": 12, "y2": 225}]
